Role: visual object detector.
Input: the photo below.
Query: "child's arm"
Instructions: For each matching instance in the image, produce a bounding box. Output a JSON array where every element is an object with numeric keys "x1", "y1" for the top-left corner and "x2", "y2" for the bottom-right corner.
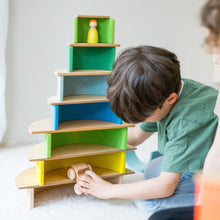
[
  {"x1": 202, "y1": 92, "x2": 220, "y2": 174},
  {"x1": 127, "y1": 126, "x2": 153, "y2": 146},
  {"x1": 197, "y1": 122, "x2": 220, "y2": 204},
  {"x1": 76, "y1": 170, "x2": 181, "y2": 200},
  {"x1": 197, "y1": 94, "x2": 220, "y2": 205},
  {"x1": 202, "y1": 124, "x2": 220, "y2": 173}
]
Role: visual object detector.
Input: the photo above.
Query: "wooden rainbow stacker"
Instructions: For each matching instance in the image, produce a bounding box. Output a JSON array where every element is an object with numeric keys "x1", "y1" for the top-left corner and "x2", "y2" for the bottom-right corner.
[{"x1": 15, "y1": 14, "x2": 136, "y2": 209}]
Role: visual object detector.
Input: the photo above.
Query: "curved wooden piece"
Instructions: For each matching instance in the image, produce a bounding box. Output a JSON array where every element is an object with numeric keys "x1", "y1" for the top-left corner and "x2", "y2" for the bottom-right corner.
[
  {"x1": 126, "y1": 150, "x2": 146, "y2": 172},
  {"x1": 26, "y1": 143, "x2": 137, "y2": 161},
  {"x1": 68, "y1": 43, "x2": 120, "y2": 47},
  {"x1": 76, "y1": 15, "x2": 110, "y2": 18},
  {"x1": 68, "y1": 46, "x2": 116, "y2": 72},
  {"x1": 28, "y1": 119, "x2": 134, "y2": 134},
  {"x1": 59, "y1": 75, "x2": 109, "y2": 101},
  {"x1": 15, "y1": 167, "x2": 134, "y2": 189},
  {"x1": 43, "y1": 128, "x2": 128, "y2": 158},
  {"x1": 48, "y1": 95, "x2": 108, "y2": 105},
  {"x1": 73, "y1": 16, "x2": 115, "y2": 44},
  {"x1": 51, "y1": 102, "x2": 122, "y2": 130},
  {"x1": 55, "y1": 69, "x2": 111, "y2": 76}
]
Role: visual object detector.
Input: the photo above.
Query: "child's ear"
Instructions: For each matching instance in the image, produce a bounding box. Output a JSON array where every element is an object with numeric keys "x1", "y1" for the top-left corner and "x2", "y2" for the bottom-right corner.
[{"x1": 166, "y1": 93, "x2": 178, "y2": 104}]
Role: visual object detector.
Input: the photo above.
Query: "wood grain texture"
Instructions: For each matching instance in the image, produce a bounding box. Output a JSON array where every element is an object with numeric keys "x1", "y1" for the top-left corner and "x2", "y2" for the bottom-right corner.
[
  {"x1": 16, "y1": 167, "x2": 134, "y2": 189},
  {"x1": 47, "y1": 95, "x2": 108, "y2": 105},
  {"x1": 76, "y1": 15, "x2": 110, "y2": 18},
  {"x1": 55, "y1": 69, "x2": 111, "y2": 76},
  {"x1": 68, "y1": 43, "x2": 120, "y2": 47},
  {"x1": 28, "y1": 119, "x2": 134, "y2": 134},
  {"x1": 26, "y1": 143, "x2": 137, "y2": 161}
]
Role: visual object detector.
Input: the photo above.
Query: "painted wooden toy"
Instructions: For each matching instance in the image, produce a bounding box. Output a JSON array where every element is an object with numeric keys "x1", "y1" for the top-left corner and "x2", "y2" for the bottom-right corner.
[
  {"x1": 87, "y1": 19, "x2": 98, "y2": 43},
  {"x1": 67, "y1": 162, "x2": 92, "y2": 195},
  {"x1": 15, "y1": 15, "x2": 137, "y2": 209}
]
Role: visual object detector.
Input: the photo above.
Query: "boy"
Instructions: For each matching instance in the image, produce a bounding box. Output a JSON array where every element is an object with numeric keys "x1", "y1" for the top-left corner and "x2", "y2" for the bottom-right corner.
[
  {"x1": 149, "y1": 0, "x2": 220, "y2": 218},
  {"x1": 75, "y1": 46, "x2": 218, "y2": 213}
]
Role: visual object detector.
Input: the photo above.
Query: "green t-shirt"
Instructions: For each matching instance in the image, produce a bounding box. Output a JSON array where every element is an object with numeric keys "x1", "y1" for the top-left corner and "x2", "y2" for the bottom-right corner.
[{"x1": 140, "y1": 78, "x2": 218, "y2": 173}]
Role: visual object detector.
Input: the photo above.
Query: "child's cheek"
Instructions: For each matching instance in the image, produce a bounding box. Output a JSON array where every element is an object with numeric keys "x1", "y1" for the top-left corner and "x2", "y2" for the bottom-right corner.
[{"x1": 213, "y1": 48, "x2": 220, "y2": 64}]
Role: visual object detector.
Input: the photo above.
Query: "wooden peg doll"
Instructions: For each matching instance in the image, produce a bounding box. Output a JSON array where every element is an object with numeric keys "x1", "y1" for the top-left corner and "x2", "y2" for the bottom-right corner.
[{"x1": 87, "y1": 19, "x2": 98, "y2": 43}]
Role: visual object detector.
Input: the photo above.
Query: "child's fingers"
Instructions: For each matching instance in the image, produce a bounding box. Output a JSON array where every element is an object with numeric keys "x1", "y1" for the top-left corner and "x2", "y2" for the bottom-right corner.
[
  {"x1": 75, "y1": 182, "x2": 91, "y2": 196},
  {"x1": 74, "y1": 183, "x2": 83, "y2": 194},
  {"x1": 82, "y1": 187, "x2": 92, "y2": 195},
  {"x1": 85, "y1": 170, "x2": 98, "y2": 179},
  {"x1": 80, "y1": 174, "x2": 92, "y2": 183},
  {"x1": 78, "y1": 180, "x2": 90, "y2": 189}
]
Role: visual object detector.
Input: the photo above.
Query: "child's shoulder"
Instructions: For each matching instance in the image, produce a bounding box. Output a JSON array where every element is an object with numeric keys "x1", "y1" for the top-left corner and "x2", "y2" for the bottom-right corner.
[
  {"x1": 181, "y1": 78, "x2": 218, "y2": 102},
  {"x1": 182, "y1": 78, "x2": 218, "y2": 94},
  {"x1": 171, "y1": 78, "x2": 218, "y2": 122}
]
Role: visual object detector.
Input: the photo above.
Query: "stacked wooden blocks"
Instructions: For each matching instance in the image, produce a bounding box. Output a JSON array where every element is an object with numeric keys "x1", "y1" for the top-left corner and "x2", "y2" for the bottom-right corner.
[{"x1": 15, "y1": 15, "x2": 135, "y2": 209}]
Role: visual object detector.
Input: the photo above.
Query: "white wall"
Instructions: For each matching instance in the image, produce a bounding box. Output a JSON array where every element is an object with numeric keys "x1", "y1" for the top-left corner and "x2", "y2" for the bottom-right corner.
[{"x1": 4, "y1": 0, "x2": 213, "y2": 144}]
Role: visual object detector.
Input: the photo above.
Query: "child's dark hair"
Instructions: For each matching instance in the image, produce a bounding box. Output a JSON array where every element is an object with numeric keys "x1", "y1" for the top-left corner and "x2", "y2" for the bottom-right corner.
[
  {"x1": 201, "y1": 0, "x2": 220, "y2": 49},
  {"x1": 107, "y1": 46, "x2": 181, "y2": 123}
]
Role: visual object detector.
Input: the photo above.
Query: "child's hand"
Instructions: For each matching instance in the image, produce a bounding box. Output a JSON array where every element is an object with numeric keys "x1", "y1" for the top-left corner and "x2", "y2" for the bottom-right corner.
[{"x1": 75, "y1": 170, "x2": 113, "y2": 199}]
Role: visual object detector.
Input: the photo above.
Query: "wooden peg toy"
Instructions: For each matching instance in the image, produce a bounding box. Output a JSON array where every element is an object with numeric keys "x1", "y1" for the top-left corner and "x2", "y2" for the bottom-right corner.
[
  {"x1": 67, "y1": 162, "x2": 92, "y2": 195},
  {"x1": 87, "y1": 19, "x2": 98, "y2": 43}
]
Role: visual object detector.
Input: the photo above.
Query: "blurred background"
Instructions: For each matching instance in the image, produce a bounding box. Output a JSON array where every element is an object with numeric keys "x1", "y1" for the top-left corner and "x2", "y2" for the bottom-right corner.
[{"x1": 1, "y1": 0, "x2": 214, "y2": 146}]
